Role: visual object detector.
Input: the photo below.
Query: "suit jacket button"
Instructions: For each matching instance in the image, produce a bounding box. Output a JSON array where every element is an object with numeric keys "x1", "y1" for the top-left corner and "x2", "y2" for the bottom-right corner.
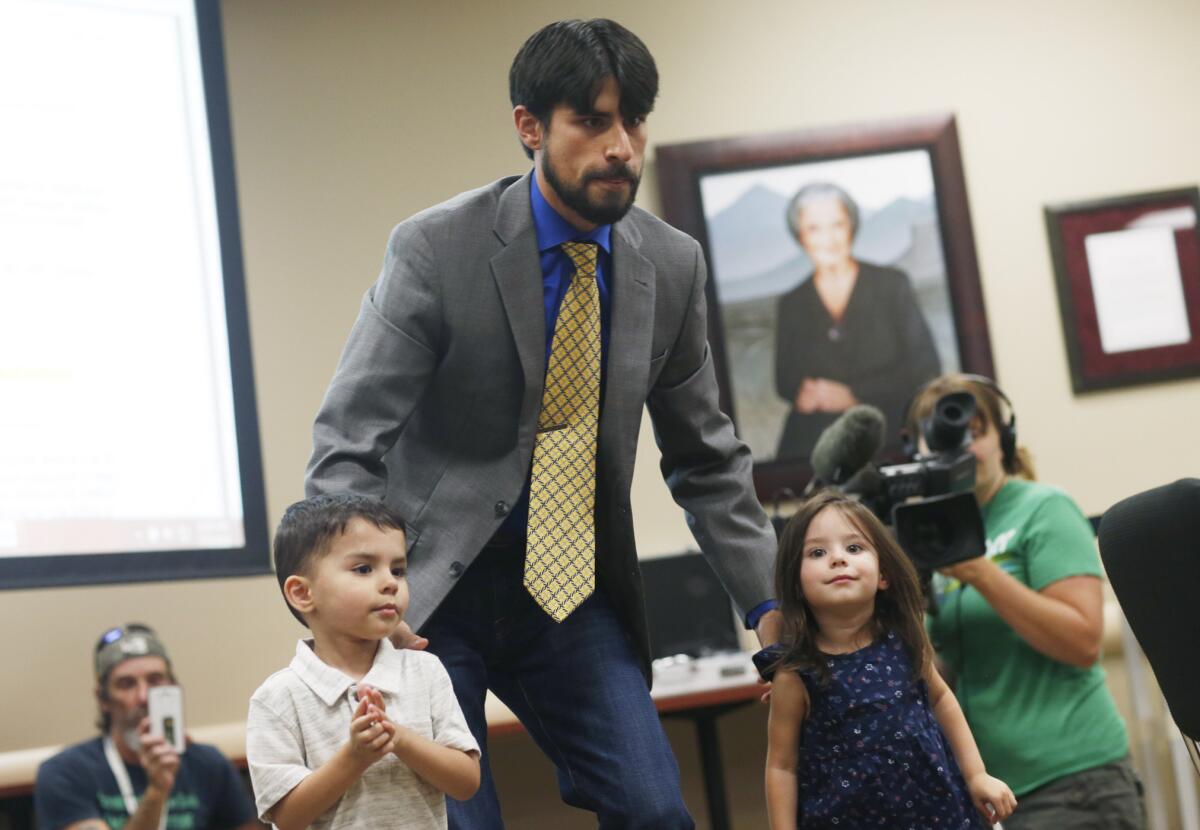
[
  {"x1": 494, "y1": 501, "x2": 510, "y2": 517},
  {"x1": 449, "y1": 561, "x2": 464, "y2": 578}
]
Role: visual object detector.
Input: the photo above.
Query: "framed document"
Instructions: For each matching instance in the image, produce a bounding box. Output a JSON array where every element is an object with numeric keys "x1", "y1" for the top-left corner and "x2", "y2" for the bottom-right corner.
[
  {"x1": 1044, "y1": 187, "x2": 1200, "y2": 393},
  {"x1": 655, "y1": 113, "x2": 993, "y2": 500}
]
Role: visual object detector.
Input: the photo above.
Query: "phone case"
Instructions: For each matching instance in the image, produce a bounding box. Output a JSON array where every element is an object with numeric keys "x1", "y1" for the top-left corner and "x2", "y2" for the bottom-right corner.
[{"x1": 148, "y1": 685, "x2": 186, "y2": 753}]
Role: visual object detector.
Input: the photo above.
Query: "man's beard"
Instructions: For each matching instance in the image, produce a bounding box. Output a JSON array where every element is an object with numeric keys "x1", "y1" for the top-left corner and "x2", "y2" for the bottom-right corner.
[
  {"x1": 114, "y1": 707, "x2": 147, "y2": 751},
  {"x1": 121, "y1": 724, "x2": 142, "y2": 752},
  {"x1": 542, "y1": 148, "x2": 640, "y2": 227}
]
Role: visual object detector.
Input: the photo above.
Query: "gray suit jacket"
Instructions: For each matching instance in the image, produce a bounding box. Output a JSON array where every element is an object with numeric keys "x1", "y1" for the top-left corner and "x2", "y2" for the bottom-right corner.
[{"x1": 306, "y1": 172, "x2": 775, "y2": 676}]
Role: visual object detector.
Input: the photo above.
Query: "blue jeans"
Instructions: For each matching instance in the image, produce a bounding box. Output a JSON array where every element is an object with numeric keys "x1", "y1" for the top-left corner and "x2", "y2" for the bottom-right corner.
[{"x1": 423, "y1": 539, "x2": 694, "y2": 829}]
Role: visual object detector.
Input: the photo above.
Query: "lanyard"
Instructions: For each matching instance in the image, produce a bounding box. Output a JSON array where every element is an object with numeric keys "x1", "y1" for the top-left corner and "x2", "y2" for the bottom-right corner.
[{"x1": 102, "y1": 736, "x2": 168, "y2": 830}]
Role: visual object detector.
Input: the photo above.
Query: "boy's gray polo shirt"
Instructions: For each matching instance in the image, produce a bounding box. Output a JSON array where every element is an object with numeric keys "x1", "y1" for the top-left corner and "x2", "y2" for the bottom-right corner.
[{"x1": 247, "y1": 639, "x2": 477, "y2": 829}]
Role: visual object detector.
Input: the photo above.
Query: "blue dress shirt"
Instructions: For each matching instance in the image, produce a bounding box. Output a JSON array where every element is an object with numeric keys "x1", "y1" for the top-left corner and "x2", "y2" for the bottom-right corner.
[
  {"x1": 496, "y1": 174, "x2": 612, "y2": 539},
  {"x1": 530, "y1": 174, "x2": 613, "y2": 366}
]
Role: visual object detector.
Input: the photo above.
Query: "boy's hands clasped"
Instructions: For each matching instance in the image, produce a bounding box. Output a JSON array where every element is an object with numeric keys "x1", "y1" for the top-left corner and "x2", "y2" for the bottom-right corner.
[{"x1": 348, "y1": 685, "x2": 397, "y2": 765}]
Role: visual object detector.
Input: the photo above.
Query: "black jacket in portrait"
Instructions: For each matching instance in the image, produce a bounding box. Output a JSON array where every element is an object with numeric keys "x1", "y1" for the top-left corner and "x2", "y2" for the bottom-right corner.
[{"x1": 773, "y1": 262, "x2": 942, "y2": 460}]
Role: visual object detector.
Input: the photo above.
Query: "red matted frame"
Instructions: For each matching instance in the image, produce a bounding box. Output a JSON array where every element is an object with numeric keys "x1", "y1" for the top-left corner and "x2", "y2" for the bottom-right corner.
[{"x1": 1044, "y1": 187, "x2": 1200, "y2": 393}]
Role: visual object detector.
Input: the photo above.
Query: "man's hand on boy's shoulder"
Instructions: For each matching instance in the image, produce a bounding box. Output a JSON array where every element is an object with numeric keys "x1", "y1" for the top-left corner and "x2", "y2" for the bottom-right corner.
[{"x1": 390, "y1": 622, "x2": 429, "y2": 651}]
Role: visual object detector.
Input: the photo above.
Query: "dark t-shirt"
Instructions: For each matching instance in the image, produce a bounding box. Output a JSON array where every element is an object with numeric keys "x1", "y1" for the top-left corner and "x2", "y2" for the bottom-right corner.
[{"x1": 34, "y1": 736, "x2": 256, "y2": 830}]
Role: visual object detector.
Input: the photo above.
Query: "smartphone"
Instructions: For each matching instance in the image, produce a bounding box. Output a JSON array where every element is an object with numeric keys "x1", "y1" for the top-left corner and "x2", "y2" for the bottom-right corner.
[{"x1": 148, "y1": 685, "x2": 186, "y2": 753}]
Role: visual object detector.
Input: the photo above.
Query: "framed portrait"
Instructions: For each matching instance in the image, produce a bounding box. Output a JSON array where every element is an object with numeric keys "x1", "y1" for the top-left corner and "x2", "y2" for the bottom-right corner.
[
  {"x1": 656, "y1": 113, "x2": 994, "y2": 500},
  {"x1": 1044, "y1": 187, "x2": 1200, "y2": 393}
]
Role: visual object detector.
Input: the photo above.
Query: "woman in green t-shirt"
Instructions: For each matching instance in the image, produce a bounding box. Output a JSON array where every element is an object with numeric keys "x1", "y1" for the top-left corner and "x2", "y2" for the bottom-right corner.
[{"x1": 909, "y1": 373, "x2": 1143, "y2": 829}]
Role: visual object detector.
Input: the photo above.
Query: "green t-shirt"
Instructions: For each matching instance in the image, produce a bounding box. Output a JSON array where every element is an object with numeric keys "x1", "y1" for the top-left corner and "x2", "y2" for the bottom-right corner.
[{"x1": 926, "y1": 478, "x2": 1129, "y2": 796}]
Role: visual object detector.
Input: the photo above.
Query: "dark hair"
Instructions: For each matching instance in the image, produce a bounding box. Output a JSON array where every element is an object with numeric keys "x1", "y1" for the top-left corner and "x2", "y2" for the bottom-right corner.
[
  {"x1": 906, "y1": 373, "x2": 1035, "y2": 479},
  {"x1": 96, "y1": 687, "x2": 112, "y2": 733},
  {"x1": 773, "y1": 491, "x2": 932, "y2": 682},
  {"x1": 273, "y1": 493, "x2": 406, "y2": 627},
  {"x1": 509, "y1": 19, "x2": 658, "y2": 159}
]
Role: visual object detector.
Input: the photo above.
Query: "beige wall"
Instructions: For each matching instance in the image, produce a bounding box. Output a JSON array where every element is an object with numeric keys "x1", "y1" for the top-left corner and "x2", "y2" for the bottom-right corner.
[{"x1": 4, "y1": 0, "x2": 1200, "y2": 822}]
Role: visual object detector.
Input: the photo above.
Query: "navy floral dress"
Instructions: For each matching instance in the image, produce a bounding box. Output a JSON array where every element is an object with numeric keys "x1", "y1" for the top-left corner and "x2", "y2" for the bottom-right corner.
[{"x1": 794, "y1": 631, "x2": 988, "y2": 829}]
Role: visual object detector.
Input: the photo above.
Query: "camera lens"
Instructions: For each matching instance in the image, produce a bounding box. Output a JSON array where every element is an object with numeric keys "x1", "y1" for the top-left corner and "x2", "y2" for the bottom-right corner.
[{"x1": 923, "y1": 392, "x2": 977, "y2": 452}]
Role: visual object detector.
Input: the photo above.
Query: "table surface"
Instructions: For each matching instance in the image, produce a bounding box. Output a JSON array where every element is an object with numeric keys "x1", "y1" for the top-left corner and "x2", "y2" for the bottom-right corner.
[{"x1": 486, "y1": 651, "x2": 762, "y2": 736}]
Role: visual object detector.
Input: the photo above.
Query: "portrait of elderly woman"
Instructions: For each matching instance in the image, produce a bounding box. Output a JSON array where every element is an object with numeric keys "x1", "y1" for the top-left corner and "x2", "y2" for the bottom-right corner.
[
  {"x1": 773, "y1": 182, "x2": 942, "y2": 460},
  {"x1": 660, "y1": 118, "x2": 985, "y2": 478}
]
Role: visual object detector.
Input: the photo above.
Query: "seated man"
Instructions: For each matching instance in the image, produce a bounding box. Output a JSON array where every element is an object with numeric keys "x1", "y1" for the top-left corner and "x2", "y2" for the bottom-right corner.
[{"x1": 34, "y1": 623, "x2": 261, "y2": 830}]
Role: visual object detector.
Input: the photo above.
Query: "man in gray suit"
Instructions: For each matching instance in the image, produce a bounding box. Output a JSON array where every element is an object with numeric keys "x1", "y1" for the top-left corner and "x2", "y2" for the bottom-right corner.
[{"x1": 307, "y1": 18, "x2": 779, "y2": 828}]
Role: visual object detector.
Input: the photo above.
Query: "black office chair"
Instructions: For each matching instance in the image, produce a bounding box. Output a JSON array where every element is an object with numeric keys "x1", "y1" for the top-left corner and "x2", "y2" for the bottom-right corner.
[{"x1": 1099, "y1": 478, "x2": 1200, "y2": 772}]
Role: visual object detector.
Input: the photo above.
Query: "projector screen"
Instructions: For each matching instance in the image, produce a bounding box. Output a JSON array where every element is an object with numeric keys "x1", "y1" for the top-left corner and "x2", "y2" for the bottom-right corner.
[{"x1": 0, "y1": 0, "x2": 268, "y2": 588}]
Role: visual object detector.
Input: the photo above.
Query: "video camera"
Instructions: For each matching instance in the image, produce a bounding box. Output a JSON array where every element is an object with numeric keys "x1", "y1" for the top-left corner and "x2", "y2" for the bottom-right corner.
[{"x1": 807, "y1": 393, "x2": 986, "y2": 578}]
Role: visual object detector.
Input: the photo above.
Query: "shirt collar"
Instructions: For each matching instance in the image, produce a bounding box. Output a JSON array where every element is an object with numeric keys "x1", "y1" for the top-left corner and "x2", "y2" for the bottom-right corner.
[
  {"x1": 289, "y1": 638, "x2": 403, "y2": 706},
  {"x1": 530, "y1": 170, "x2": 612, "y2": 255}
]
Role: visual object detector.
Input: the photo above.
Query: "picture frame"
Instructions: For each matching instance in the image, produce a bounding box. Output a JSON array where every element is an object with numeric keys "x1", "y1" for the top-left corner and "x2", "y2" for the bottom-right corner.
[
  {"x1": 655, "y1": 113, "x2": 994, "y2": 501},
  {"x1": 1044, "y1": 187, "x2": 1200, "y2": 394}
]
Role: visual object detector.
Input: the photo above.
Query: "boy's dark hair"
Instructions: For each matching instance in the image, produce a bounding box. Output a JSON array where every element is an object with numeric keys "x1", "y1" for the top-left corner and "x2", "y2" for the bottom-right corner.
[
  {"x1": 773, "y1": 491, "x2": 932, "y2": 683},
  {"x1": 273, "y1": 493, "x2": 406, "y2": 627},
  {"x1": 509, "y1": 19, "x2": 658, "y2": 159}
]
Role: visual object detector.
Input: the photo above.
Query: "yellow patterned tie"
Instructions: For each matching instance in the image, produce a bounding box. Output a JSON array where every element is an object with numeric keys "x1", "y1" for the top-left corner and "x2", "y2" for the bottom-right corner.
[{"x1": 525, "y1": 241, "x2": 601, "y2": 622}]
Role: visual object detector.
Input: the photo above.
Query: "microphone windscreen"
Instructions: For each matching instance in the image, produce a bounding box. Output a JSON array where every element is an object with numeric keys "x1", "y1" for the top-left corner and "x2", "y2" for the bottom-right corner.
[
  {"x1": 810, "y1": 405, "x2": 886, "y2": 485},
  {"x1": 1099, "y1": 478, "x2": 1200, "y2": 740}
]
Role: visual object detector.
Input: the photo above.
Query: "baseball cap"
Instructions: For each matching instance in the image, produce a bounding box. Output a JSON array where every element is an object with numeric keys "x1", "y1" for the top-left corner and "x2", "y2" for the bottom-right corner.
[{"x1": 94, "y1": 623, "x2": 172, "y2": 680}]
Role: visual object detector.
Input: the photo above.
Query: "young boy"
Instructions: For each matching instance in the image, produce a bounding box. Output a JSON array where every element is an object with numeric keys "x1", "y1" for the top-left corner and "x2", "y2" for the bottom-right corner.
[{"x1": 247, "y1": 494, "x2": 480, "y2": 830}]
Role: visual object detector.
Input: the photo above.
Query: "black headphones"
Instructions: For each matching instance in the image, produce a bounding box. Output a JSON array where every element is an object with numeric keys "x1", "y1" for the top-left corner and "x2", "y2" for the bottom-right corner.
[{"x1": 900, "y1": 373, "x2": 1017, "y2": 468}]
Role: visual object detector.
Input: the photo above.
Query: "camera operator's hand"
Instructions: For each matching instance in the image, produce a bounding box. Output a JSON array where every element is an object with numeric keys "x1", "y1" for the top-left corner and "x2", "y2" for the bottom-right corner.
[
  {"x1": 938, "y1": 556, "x2": 992, "y2": 587},
  {"x1": 135, "y1": 718, "x2": 180, "y2": 795},
  {"x1": 940, "y1": 554, "x2": 1104, "y2": 669}
]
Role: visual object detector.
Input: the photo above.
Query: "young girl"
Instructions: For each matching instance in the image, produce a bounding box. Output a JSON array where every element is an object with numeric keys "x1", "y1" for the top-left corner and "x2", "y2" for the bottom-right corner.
[{"x1": 764, "y1": 491, "x2": 1016, "y2": 829}]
